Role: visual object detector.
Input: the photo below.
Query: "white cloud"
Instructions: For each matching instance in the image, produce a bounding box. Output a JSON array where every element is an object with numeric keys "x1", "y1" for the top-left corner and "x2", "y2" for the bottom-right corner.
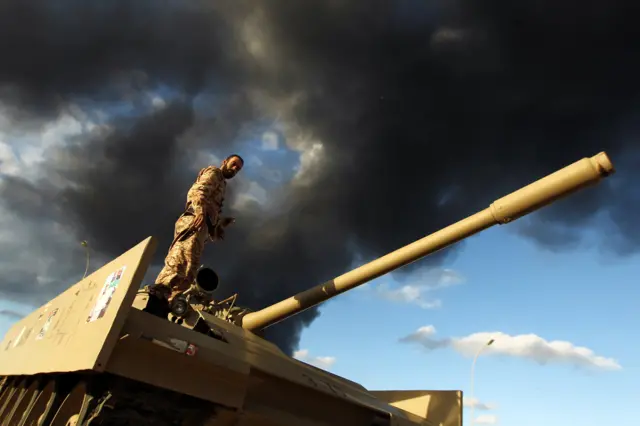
[
  {"x1": 463, "y1": 397, "x2": 496, "y2": 411},
  {"x1": 400, "y1": 325, "x2": 622, "y2": 371},
  {"x1": 189, "y1": 150, "x2": 221, "y2": 172},
  {"x1": 246, "y1": 89, "x2": 327, "y2": 187},
  {"x1": 292, "y1": 141, "x2": 325, "y2": 185},
  {"x1": 150, "y1": 95, "x2": 166, "y2": 110},
  {"x1": 240, "y1": 8, "x2": 275, "y2": 68},
  {"x1": 39, "y1": 111, "x2": 86, "y2": 148},
  {"x1": 260, "y1": 130, "x2": 279, "y2": 151},
  {"x1": 374, "y1": 268, "x2": 464, "y2": 309},
  {"x1": 475, "y1": 414, "x2": 498, "y2": 425},
  {"x1": 231, "y1": 180, "x2": 269, "y2": 210},
  {"x1": 377, "y1": 285, "x2": 442, "y2": 309},
  {"x1": 0, "y1": 105, "x2": 98, "y2": 181},
  {"x1": 0, "y1": 142, "x2": 20, "y2": 176},
  {"x1": 293, "y1": 349, "x2": 337, "y2": 370}
]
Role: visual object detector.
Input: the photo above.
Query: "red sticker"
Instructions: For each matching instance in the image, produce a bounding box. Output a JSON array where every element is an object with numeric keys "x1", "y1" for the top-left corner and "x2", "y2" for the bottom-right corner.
[{"x1": 186, "y1": 343, "x2": 198, "y2": 356}]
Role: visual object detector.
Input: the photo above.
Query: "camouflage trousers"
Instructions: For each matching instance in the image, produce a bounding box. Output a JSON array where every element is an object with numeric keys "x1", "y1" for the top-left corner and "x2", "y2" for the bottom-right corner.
[{"x1": 154, "y1": 213, "x2": 210, "y2": 299}]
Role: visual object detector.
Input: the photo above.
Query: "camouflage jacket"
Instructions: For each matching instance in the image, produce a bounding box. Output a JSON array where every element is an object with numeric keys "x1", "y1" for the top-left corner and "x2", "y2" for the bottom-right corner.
[{"x1": 185, "y1": 166, "x2": 227, "y2": 228}]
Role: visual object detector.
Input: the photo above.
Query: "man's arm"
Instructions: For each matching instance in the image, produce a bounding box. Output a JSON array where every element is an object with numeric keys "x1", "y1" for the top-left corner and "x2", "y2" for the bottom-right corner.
[
  {"x1": 187, "y1": 166, "x2": 220, "y2": 230},
  {"x1": 210, "y1": 217, "x2": 235, "y2": 241}
]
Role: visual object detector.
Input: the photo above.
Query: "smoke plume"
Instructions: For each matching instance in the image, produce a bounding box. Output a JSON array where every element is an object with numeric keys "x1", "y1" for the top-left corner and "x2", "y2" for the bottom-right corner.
[{"x1": 0, "y1": 0, "x2": 638, "y2": 353}]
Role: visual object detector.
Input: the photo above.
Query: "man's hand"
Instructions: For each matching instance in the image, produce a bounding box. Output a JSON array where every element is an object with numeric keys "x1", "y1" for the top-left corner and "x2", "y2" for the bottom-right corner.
[
  {"x1": 210, "y1": 217, "x2": 235, "y2": 241},
  {"x1": 192, "y1": 211, "x2": 206, "y2": 231}
]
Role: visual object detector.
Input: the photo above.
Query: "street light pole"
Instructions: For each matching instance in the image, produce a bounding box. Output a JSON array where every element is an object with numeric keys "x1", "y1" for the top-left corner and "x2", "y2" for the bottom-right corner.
[
  {"x1": 81, "y1": 240, "x2": 91, "y2": 280},
  {"x1": 469, "y1": 338, "x2": 495, "y2": 426}
]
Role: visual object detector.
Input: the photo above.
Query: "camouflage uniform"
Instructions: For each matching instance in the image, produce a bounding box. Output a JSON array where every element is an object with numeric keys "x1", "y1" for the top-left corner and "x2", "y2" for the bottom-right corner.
[{"x1": 154, "y1": 166, "x2": 228, "y2": 299}]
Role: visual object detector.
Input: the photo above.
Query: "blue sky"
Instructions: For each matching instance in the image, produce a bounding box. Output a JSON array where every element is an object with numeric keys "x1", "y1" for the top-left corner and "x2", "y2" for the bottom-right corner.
[
  {"x1": 0, "y1": 103, "x2": 636, "y2": 426},
  {"x1": 295, "y1": 222, "x2": 639, "y2": 426}
]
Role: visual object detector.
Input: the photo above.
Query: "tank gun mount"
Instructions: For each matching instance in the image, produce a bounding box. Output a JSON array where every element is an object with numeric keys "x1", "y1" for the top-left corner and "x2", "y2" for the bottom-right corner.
[
  {"x1": 167, "y1": 266, "x2": 220, "y2": 319},
  {"x1": 136, "y1": 266, "x2": 253, "y2": 336}
]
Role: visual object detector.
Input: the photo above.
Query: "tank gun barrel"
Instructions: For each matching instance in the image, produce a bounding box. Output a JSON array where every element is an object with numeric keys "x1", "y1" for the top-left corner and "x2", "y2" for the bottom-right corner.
[{"x1": 241, "y1": 152, "x2": 615, "y2": 332}]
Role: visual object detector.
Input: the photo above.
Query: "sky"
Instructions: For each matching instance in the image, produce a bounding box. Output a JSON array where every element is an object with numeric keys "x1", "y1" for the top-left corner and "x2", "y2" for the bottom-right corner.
[
  {"x1": 294, "y1": 222, "x2": 639, "y2": 426},
  {"x1": 0, "y1": 1, "x2": 639, "y2": 426}
]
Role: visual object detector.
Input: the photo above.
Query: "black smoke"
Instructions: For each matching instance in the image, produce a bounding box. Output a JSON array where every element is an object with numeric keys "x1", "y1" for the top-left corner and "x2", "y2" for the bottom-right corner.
[{"x1": 0, "y1": 0, "x2": 638, "y2": 353}]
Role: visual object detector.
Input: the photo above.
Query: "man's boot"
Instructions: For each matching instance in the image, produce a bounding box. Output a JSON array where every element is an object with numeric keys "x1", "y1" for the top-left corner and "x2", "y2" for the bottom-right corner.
[{"x1": 143, "y1": 284, "x2": 172, "y2": 319}]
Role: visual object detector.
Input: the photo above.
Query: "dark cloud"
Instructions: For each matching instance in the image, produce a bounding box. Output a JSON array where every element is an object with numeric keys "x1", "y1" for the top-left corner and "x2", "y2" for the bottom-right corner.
[
  {"x1": 0, "y1": 0, "x2": 638, "y2": 353},
  {"x1": 0, "y1": 309, "x2": 23, "y2": 320}
]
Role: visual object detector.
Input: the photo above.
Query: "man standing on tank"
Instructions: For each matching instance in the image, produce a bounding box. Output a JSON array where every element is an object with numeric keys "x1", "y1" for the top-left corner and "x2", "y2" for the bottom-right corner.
[{"x1": 149, "y1": 154, "x2": 244, "y2": 302}]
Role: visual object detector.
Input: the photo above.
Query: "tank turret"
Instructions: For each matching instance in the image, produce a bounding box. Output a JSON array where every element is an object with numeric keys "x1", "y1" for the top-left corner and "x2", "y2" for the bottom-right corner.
[{"x1": 240, "y1": 152, "x2": 615, "y2": 331}]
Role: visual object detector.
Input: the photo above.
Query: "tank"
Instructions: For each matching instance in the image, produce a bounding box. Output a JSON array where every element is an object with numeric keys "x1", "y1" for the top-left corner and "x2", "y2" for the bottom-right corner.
[{"x1": 0, "y1": 152, "x2": 614, "y2": 426}]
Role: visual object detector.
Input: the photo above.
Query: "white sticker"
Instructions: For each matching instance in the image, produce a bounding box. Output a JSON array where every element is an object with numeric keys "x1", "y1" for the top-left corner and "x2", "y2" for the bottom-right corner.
[
  {"x1": 87, "y1": 266, "x2": 127, "y2": 323},
  {"x1": 36, "y1": 308, "x2": 58, "y2": 340}
]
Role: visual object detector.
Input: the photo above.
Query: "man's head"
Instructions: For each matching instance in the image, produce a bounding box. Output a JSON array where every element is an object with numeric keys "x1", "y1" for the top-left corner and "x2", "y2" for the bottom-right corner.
[{"x1": 221, "y1": 154, "x2": 244, "y2": 179}]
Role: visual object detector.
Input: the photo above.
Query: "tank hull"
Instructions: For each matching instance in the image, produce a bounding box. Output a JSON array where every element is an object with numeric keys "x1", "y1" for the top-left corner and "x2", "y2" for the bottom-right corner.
[{"x1": 0, "y1": 237, "x2": 460, "y2": 426}]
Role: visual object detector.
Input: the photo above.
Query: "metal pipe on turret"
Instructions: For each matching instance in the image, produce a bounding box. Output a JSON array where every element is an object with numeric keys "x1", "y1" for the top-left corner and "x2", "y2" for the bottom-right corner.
[{"x1": 241, "y1": 152, "x2": 615, "y2": 332}]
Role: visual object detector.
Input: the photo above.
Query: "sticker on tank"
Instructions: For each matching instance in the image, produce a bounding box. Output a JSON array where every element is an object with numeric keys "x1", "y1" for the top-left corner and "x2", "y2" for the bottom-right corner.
[
  {"x1": 36, "y1": 308, "x2": 58, "y2": 340},
  {"x1": 86, "y1": 265, "x2": 127, "y2": 323}
]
